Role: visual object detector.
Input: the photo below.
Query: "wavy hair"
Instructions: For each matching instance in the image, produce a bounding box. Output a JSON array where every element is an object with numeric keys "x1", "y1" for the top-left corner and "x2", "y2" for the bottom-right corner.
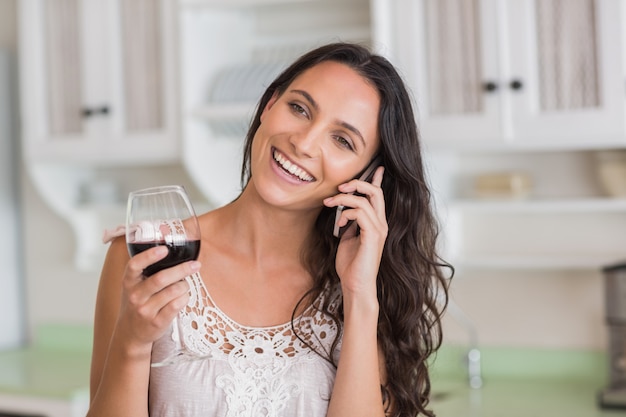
[{"x1": 240, "y1": 42, "x2": 453, "y2": 417}]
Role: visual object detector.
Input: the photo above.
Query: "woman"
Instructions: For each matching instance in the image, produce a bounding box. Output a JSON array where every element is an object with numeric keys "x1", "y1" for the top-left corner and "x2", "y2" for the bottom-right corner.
[{"x1": 87, "y1": 42, "x2": 452, "y2": 417}]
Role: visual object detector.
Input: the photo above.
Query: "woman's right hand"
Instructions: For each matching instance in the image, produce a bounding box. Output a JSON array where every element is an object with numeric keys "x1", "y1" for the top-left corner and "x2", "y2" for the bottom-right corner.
[{"x1": 114, "y1": 244, "x2": 200, "y2": 359}]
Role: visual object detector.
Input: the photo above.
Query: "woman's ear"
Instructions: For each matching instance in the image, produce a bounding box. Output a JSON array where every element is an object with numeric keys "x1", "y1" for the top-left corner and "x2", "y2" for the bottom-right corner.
[{"x1": 260, "y1": 92, "x2": 279, "y2": 121}]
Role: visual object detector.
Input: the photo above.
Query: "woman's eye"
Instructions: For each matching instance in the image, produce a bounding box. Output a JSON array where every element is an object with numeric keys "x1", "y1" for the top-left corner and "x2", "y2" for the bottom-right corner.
[
  {"x1": 334, "y1": 135, "x2": 354, "y2": 151},
  {"x1": 289, "y1": 103, "x2": 308, "y2": 117}
]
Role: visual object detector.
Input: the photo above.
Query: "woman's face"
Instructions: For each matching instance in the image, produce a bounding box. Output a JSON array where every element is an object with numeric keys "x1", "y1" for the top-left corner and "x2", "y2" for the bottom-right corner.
[{"x1": 249, "y1": 61, "x2": 381, "y2": 211}]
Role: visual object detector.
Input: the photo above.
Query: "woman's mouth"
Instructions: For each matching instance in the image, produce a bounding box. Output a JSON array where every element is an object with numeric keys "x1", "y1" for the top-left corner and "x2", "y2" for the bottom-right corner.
[{"x1": 272, "y1": 149, "x2": 315, "y2": 182}]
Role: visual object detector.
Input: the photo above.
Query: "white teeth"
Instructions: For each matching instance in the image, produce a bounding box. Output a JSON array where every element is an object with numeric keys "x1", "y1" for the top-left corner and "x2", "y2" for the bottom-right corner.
[{"x1": 273, "y1": 150, "x2": 314, "y2": 182}]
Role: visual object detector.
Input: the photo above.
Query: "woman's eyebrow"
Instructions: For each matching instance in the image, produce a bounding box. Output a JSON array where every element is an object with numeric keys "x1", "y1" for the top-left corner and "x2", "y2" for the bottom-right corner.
[
  {"x1": 291, "y1": 89, "x2": 319, "y2": 111},
  {"x1": 290, "y1": 89, "x2": 367, "y2": 148}
]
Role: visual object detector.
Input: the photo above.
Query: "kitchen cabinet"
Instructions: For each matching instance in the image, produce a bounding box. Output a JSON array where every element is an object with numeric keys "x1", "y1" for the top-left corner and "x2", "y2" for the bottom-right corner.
[
  {"x1": 432, "y1": 149, "x2": 626, "y2": 270},
  {"x1": 18, "y1": 0, "x2": 183, "y2": 270},
  {"x1": 19, "y1": 0, "x2": 179, "y2": 164},
  {"x1": 376, "y1": 0, "x2": 625, "y2": 150},
  {"x1": 372, "y1": 0, "x2": 626, "y2": 271}
]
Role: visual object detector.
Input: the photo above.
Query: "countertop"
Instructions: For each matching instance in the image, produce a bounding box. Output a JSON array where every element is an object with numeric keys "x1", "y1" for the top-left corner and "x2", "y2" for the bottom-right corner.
[
  {"x1": 1, "y1": 325, "x2": 625, "y2": 417},
  {"x1": 430, "y1": 378, "x2": 625, "y2": 417},
  {"x1": 0, "y1": 324, "x2": 91, "y2": 408},
  {"x1": 429, "y1": 345, "x2": 626, "y2": 417}
]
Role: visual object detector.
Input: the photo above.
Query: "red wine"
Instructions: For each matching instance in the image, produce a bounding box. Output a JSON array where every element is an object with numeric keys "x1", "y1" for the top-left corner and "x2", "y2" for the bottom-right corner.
[{"x1": 128, "y1": 240, "x2": 201, "y2": 277}]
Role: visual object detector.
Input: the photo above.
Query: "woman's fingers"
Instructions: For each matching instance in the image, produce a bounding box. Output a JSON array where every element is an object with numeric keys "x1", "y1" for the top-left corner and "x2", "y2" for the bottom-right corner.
[
  {"x1": 123, "y1": 246, "x2": 200, "y2": 322},
  {"x1": 140, "y1": 260, "x2": 200, "y2": 297},
  {"x1": 325, "y1": 166, "x2": 387, "y2": 235},
  {"x1": 333, "y1": 200, "x2": 386, "y2": 238},
  {"x1": 337, "y1": 167, "x2": 385, "y2": 207},
  {"x1": 370, "y1": 165, "x2": 384, "y2": 187},
  {"x1": 125, "y1": 246, "x2": 168, "y2": 282},
  {"x1": 135, "y1": 279, "x2": 190, "y2": 329}
]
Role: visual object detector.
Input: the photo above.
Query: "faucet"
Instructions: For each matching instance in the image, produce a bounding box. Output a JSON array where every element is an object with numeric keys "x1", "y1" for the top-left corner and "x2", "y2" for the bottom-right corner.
[{"x1": 446, "y1": 297, "x2": 483, "y2": 389}]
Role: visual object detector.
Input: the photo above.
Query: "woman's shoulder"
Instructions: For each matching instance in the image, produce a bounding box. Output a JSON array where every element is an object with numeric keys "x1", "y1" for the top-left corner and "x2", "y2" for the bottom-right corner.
[
  {"x1": 100, "y1": 235, "x2": 130, "y2": 281},
  {"x1": 196, "y1": 204, "x2": 236, "y2": 239},
  {"x1": 196, "y1": 206, "x2": 223, "y2": 224}
]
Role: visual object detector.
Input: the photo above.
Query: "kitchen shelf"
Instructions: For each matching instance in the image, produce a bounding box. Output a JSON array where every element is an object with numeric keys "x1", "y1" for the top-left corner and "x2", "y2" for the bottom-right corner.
[
  {"x1": 451, "y1": 197, "x2": 626, "y2": 213},
  {"x1": 191, "y1": 102, "x2": 256, "y2": 121},
  {"x1": 424, "y1": 136, "x2": 626, "y2": 154},
  {"x1": 454, "y1": 254, "x2": 624, "y2": 271},
  {"x1": 190, "y1": 103, "x2": 256, "y2": 138},
  {"x1": 249, "y1": 27, "x2": 371, "y2": 50},
  {"x1": 180, "y1": 0, "x2": 315, "y2": 8}
]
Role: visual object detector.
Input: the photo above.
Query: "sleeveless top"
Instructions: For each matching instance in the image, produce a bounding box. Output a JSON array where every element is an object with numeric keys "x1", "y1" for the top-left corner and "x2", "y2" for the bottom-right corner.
[{"x1": 148, "y1": 272, "x2": 343, "y2": 417}]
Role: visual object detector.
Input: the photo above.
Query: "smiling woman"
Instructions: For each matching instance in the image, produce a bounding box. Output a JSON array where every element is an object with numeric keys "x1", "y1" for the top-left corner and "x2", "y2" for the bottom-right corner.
[{"x1": 87, "y1": 42, "x2": 453, "y2": 417}]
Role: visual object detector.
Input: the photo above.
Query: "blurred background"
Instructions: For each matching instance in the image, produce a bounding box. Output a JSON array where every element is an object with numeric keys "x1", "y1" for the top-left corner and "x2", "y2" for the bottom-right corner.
[{"x1": 1, "y1": 0, "x2": 625, "y2": 415}]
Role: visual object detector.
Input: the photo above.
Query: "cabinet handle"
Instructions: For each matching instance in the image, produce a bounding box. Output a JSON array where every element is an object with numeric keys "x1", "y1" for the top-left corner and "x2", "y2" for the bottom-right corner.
[
  {"x1": 509, "y1": 79, "x2": 524, "y2": 90},
  {"x1": 82, "y1": 105, "x2": 110, "y2": 117},
  {"x1": 482, "y1": 81, "x2": 498, "y2": 92}
]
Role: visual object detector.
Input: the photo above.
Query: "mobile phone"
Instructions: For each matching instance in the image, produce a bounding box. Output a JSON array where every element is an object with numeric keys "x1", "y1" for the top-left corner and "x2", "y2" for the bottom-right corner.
[{"x1": 333, "y1": 155, "x2": 383, "y2": 238}]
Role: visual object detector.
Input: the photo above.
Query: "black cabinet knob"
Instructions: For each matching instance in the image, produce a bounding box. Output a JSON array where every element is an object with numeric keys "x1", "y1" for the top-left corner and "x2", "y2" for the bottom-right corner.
[
  {"x1": 510, "y1": 79, "x2": 524, "y2": 90},
  {"x1": 483, "y1": 81, "x2": 498, "y2": 92},
  {"x1": 82, "y1": 105, "x2": 110, "y2": 118}
]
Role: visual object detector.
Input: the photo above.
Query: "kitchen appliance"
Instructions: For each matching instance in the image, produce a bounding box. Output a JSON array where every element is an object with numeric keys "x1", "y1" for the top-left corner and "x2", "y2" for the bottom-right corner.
[{"x1": 599, "y1": 262, "x2": 626, "y2": 409}]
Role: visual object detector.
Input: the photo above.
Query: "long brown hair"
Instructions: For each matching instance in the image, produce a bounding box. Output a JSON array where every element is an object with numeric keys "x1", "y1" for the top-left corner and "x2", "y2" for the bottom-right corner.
[{"x1": 240, "y1": 42, "x2": 453, "y2": 417}]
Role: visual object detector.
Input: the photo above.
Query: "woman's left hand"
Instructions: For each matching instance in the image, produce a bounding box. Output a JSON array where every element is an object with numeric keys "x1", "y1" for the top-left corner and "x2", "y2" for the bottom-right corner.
[{"x1": 323, "y1": 166, "x2": 387, "y2": 299}]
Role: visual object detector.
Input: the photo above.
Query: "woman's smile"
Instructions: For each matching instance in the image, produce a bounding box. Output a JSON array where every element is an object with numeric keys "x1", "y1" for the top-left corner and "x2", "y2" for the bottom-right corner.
[{"x1": 272, "y1": 147, "x2": 316, "y2": 183}]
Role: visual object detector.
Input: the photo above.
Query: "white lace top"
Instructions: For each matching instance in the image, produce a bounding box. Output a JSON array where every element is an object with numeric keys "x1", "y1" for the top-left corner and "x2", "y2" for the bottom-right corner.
[{"x1": 148, "y1": 272, "x2": 343, "y2": 417}]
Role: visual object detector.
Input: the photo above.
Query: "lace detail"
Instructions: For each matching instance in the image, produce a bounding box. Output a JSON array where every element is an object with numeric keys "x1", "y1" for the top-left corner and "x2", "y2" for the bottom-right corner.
[{"x1": 176, "y1": 273, "x2": 342, "y2": 417}]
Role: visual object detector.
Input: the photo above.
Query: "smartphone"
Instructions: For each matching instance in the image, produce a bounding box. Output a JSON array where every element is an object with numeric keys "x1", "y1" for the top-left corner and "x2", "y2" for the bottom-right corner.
[{"x1": 333, "y1": 155, "x2": 383, "y2": 238}]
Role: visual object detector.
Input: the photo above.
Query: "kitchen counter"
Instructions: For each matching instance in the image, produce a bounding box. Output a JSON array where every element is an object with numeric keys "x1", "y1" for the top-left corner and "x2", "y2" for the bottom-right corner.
[
  {"x1": 430, "y1": 378, "x2": 625, "y2": 417},
  {"x1": 0, "y1": 326, "x2": 624, "y2": 417},
  {"x1": 0, "y1": 324, "x2": 92, "y2": 416},
  {"x1": 429, "y1": 345, "x2": 626, "y2": 417}
]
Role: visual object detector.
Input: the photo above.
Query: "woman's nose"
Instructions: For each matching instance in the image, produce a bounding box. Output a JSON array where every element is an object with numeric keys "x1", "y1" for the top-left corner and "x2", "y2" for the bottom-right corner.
[{"x1": 289, "y1": 127, "x2": 322, "y2": 158}]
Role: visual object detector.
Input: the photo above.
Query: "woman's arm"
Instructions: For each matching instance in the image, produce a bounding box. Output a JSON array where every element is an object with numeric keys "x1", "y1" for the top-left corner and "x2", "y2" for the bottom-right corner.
[
  {"x1": 87, "y1": 236, "x2": 199, "y2": 417},
  {"x1": 326, "y1": 291, "x2": 387, "y2": 417},
  {"x1": 325, "y1": 166, "x2": 389, "y2": 417}
]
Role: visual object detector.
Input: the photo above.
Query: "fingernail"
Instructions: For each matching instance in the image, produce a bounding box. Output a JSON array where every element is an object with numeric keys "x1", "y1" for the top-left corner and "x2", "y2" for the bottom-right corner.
[
  {"x1": 189, "y1": 261, "x2": 201, "y2": 271},
  {"x1": 155, "y1": 246, "x2": 168, "y2": 256}
]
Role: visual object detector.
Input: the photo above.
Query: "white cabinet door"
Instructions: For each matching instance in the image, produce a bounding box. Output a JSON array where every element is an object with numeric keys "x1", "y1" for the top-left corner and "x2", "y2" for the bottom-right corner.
[
  {"x1": 505, "y1": 0, "x2": 624, "y2": 143},
  {"x1": 375, "y1": 0, "x2": 625, "y2": 149},
  {"x1": 19, "y1": 0, "x2": 179, "y2": 164},
  {"x1": 387, "y1": 0, "x2": 504, "y2": 144}
]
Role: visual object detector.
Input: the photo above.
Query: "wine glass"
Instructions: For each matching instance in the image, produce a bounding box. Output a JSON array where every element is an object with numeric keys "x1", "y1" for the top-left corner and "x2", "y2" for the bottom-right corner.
[{"x1": 125, "y1": 185, "x2": 207, "y2": 367}]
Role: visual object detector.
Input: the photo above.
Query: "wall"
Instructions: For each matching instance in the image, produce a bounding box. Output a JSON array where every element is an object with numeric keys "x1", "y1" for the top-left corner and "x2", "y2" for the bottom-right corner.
[
  {"x1": 2, "y1": 0, "x2": 609, "y2": 352},
  {"x1": 443, "y1": 269, "x2": 606, "y2": 350}
]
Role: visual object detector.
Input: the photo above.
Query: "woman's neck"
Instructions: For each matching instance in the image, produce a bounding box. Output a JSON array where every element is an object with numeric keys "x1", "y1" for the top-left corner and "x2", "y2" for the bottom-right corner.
[{"x1": 210, "y1": 185, "x2": 320, "y2": 267}]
